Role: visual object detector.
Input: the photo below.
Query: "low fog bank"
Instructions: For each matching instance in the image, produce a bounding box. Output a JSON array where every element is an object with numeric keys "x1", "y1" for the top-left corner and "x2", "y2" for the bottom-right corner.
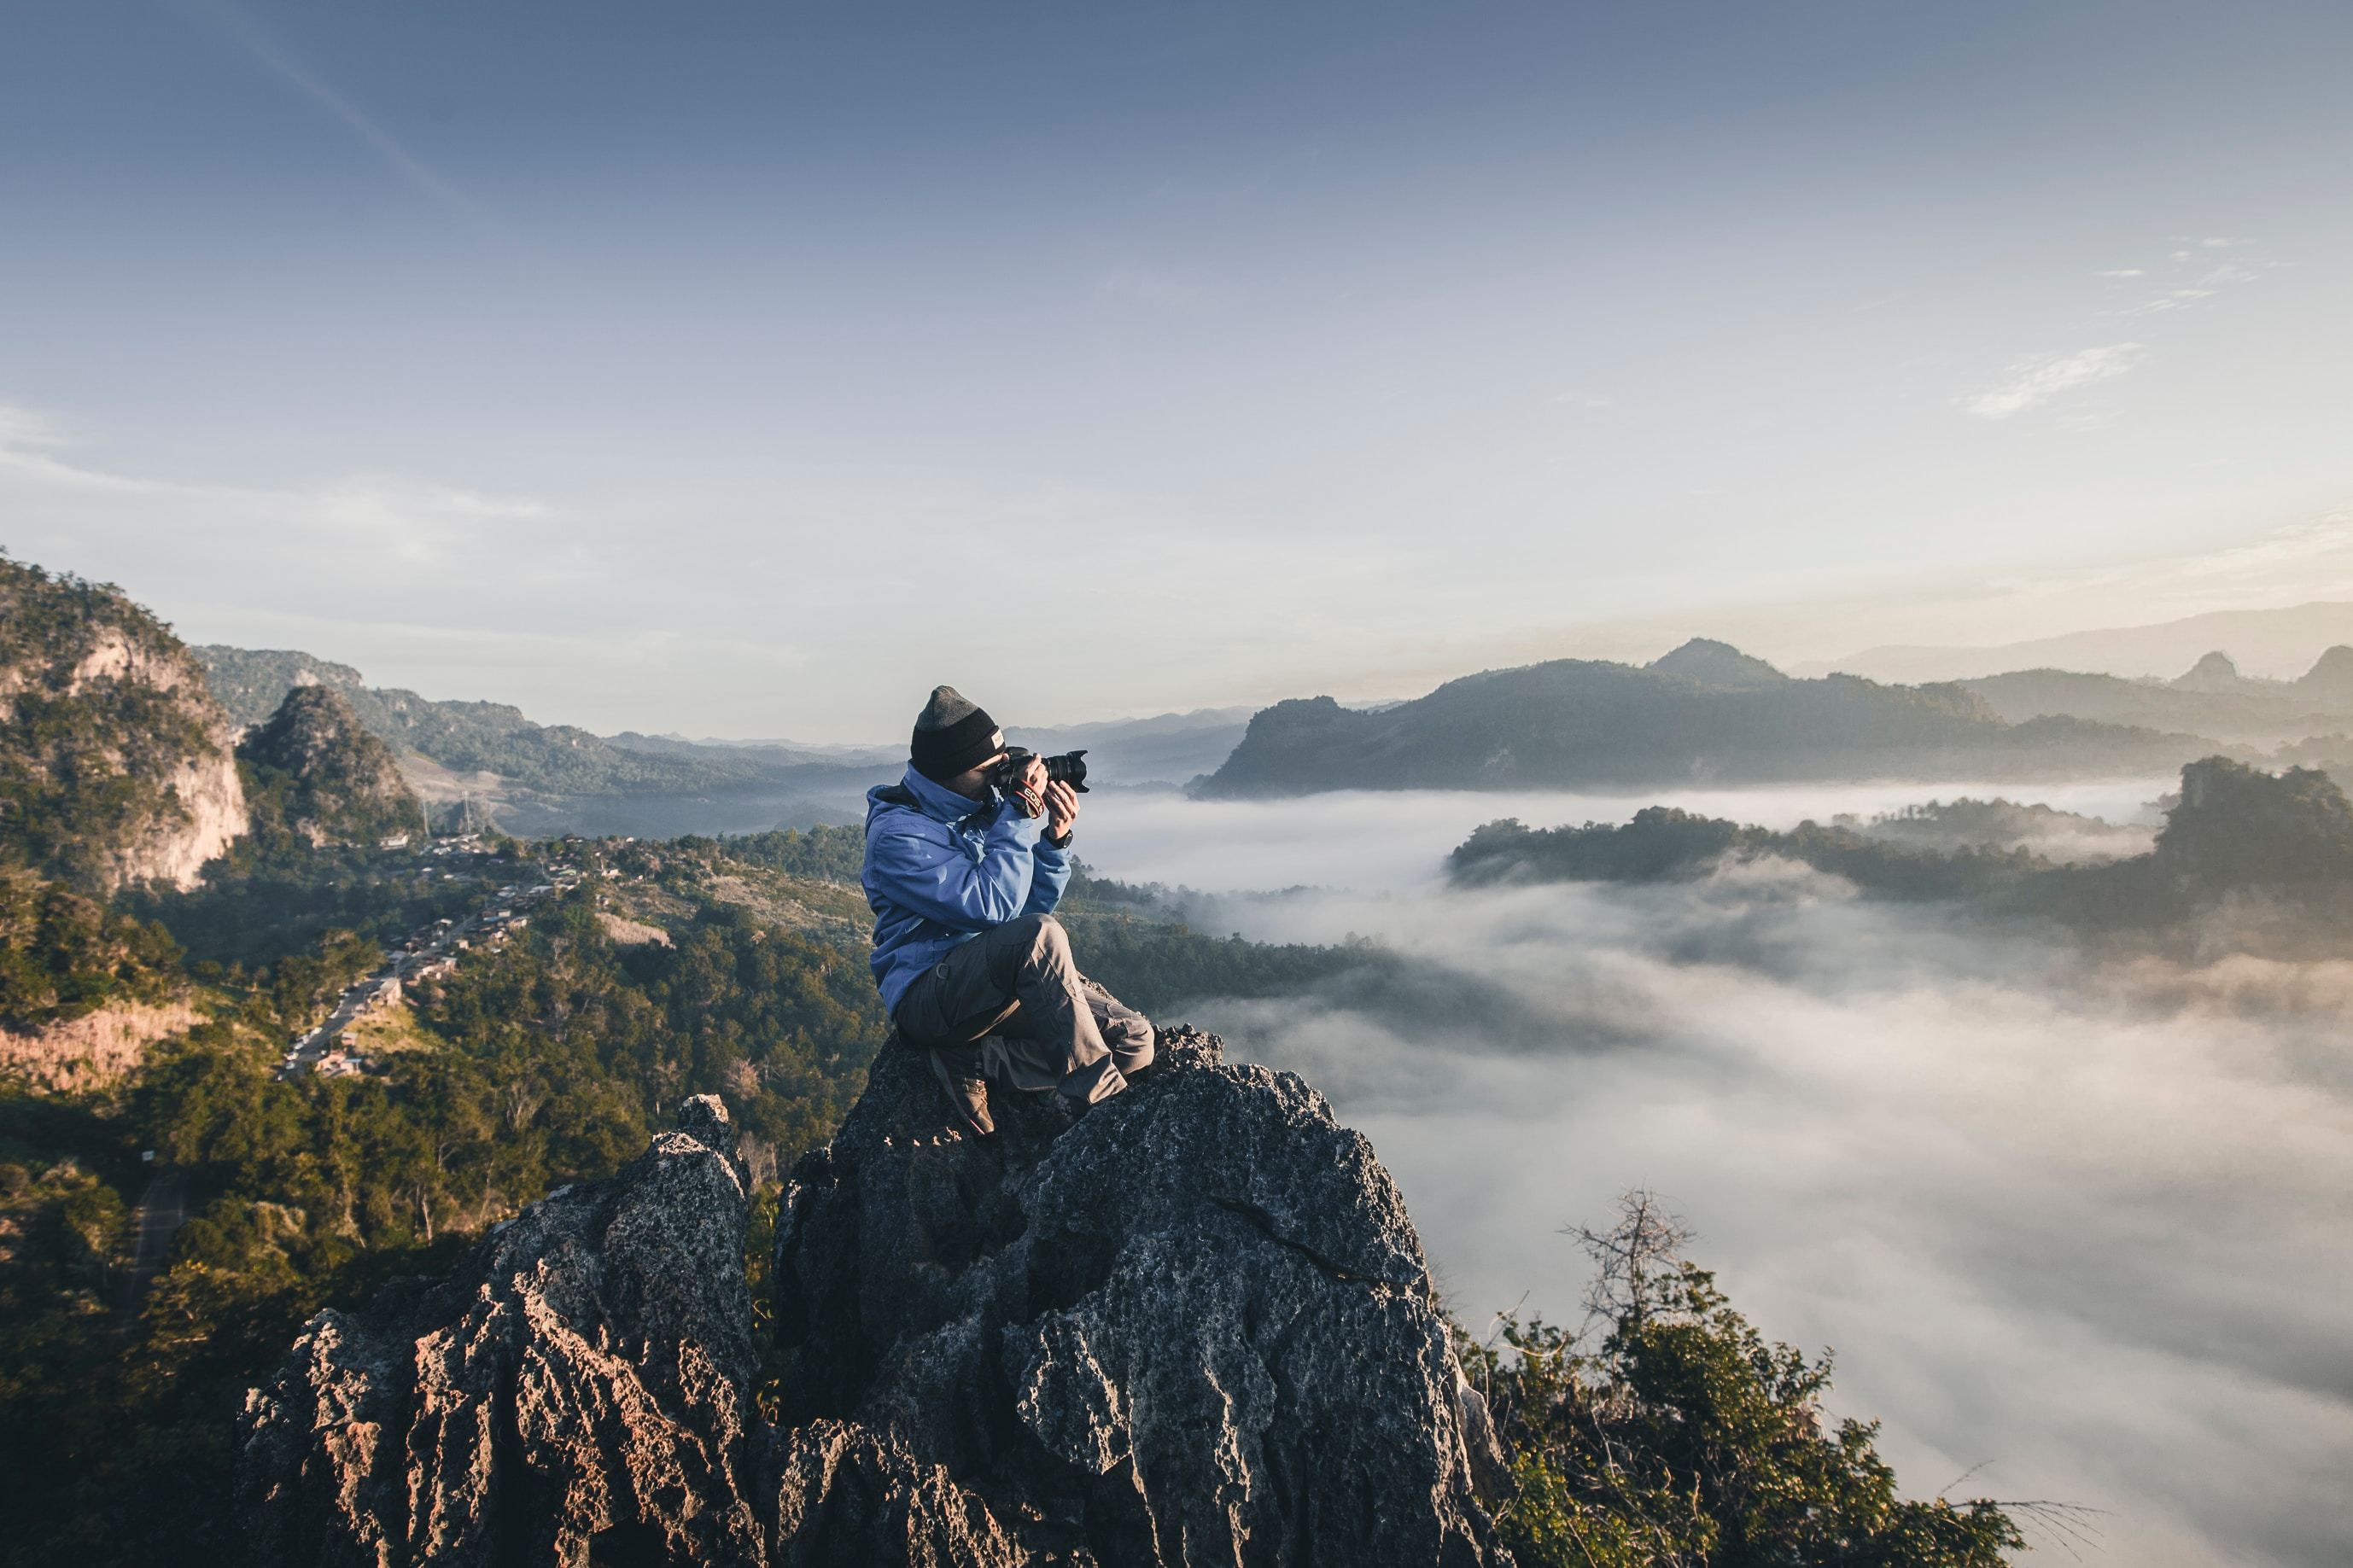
[
  {"x1": 1083, "y1": 786, "x2": 2352, "y2": 1568},
  {"x1": 1083, "y1": 777, "x2": 2172, "y2": 896}
]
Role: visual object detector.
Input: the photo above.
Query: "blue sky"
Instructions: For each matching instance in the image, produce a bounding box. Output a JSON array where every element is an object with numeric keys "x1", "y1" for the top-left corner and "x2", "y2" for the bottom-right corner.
[{"x1": 4, "y1": 0, "x2": 2350, "y2": 737}]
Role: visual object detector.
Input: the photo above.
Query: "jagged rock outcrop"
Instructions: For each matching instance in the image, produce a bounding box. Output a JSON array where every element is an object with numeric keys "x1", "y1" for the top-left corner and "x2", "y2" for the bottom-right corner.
[
  {"x1": 771, "y1": 1026, "x2": 1501, "y2": 1566},
  {"x1": 0, "y1": 554, "x2": 246, "y2": 891},
  {"x1": 239, "y1": 1040, "x2": 1509, "y2": 1566},
  {"x1": 237, "y1": 1095, "x2": 766, "y2": 1565},
  {"x1": 240, "y1": 684, "x2": 429, "y2": 848}
]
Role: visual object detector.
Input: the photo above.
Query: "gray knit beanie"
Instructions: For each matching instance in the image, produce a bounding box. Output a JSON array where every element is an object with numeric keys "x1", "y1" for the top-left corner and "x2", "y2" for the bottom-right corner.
[{"x1": 910, "y1": 685, "x2": 1004, "y2": 781}]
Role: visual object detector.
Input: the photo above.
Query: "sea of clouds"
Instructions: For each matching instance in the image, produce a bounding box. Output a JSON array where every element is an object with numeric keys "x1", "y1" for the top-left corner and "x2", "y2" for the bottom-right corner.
[{"x1": 1081, "y1": 779, "x2": 2353, "y2": 1568}]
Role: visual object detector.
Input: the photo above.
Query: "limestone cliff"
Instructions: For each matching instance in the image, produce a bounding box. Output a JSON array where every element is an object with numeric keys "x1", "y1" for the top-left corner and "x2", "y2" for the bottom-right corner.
[
  {"x1": 236, "y1": 1037, "x2": 1509, "y2": 1566},
  {"x1": 0, "y1": 555, "x2": 246, "y2": 892}
]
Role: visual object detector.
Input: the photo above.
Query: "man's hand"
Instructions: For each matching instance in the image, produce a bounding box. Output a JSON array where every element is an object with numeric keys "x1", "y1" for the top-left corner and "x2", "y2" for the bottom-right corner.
[
  {"x1": 1043, "y1": 779, "x2": 1081, "y2": 842},
  {"x1": 1007, "y1": 754, "x2": 1048, "y2": 819}
]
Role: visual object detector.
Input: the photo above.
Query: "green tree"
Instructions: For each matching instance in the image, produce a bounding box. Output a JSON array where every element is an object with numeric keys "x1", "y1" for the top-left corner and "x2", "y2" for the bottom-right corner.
[{"x1": 1468, "y1": 1193, "x2": 2027, "y2": 1568}]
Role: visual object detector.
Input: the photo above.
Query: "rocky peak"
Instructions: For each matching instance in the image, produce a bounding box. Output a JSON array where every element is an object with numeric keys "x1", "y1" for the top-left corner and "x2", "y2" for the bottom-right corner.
[
  {"x1": 237, "y1": 1093, "x2": 765, "y2": 1565},
  {"x1": 239, "y1": 684, "x2": 427, "y2": 848},
  {"x1": 1646, "y1": 637, "x2": 1790, "y2": 690},
  {"x1": 2295, "y1": 644, "x2": 2353, "y2": 702},
  {"x1": 2170, "y1": 650, "x2": 2247, "y2": 693},
  {"x1": 236, "y1": 1037, "x2": 1507, "y2": 1565}
]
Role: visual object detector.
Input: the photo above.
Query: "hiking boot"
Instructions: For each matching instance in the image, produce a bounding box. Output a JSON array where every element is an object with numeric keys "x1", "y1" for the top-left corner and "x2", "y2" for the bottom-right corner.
[{"x1": 927, "y1": 1045, "x2": 994, "y2": 1139}]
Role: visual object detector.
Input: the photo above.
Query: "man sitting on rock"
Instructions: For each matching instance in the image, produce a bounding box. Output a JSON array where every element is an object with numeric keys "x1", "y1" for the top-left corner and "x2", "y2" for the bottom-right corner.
[{"x1": 861, "y1": 685, "x2": 1155, "y2": 1137}]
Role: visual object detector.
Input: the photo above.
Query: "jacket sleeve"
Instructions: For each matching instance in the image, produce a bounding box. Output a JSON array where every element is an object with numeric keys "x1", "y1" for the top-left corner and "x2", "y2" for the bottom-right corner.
[
  {"x1": 1021, "y1": 841, "x2": 1077, "y2": 926},
  {"x1": 867, "y1": 808, "x2": 1045, "y2": 933},
  {"x1": 1023, "y1": 837, "x2": 1074, "y2": 918}
]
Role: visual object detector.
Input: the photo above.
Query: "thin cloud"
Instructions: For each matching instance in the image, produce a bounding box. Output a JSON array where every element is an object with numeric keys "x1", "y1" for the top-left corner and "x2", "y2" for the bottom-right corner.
[
  {"x1": 1094, "y1": 261, "x2": 1218, "y2": 316},
  {"x1": 0, "y1": 405, "x2": 70, "y2": 447},
  {"x1": 2108, "y1": 256, "x2": 2265, "y2": 318},
  {"x1": 0, "y1": 401, "x2": 550, "y2": 567},
  {"x1": 172, "y1": 0, "x2": 493, "y2": 232},
  {"x1": 2117, "y1": 288, "x2": 2216, "y2": 317},
  {"x1": 1959, "y1": 343, "x2": 2145, "y2": 420}
]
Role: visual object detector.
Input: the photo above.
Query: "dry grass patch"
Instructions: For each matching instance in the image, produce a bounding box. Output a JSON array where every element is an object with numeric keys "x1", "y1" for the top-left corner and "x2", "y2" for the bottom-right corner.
[
  {"x1": 0, "y1": 999, "x2": 206, "y2": 1092},
  {"x1": 344, "y1": 1001, "x2": 441, "y2": 1058}
]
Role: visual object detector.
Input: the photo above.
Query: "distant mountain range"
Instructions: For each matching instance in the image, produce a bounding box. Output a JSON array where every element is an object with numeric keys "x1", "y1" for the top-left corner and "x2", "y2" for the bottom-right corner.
[
  {"x1": 1196, "y1": 638, "x2": 2234, "y2": 798},
  {"x1": 173, "y1": 606, "x2": 2353, "y2": 814},
  {"x1": 610, "y1": 707, "x2": 1253, "y2": 790},
  {"x1": 198, "y1": 646, "x2": 803, "y2": 791},
  {"x1": 1959, "y1": 647, "x2": 2353, "y2": 743},
  {"x1": 1799, "y1": 600, "x2": 2353, "y2": 684},
  {"x1": 196, "y1": 646, "x2": 1252, "y2": 836},
  {"x1": 1005, "y1": 708, "x2": 1254, "y2": 788},
  {"x1": 196, "y1": 645, "x2": 896, "y2": 833}
]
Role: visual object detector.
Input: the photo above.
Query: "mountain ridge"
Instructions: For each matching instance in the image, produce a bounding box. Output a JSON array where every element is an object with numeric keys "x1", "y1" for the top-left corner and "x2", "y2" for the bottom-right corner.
[
  {"x1": 196, "y1": 647, "x2": 1252, "y2": 835},
  {"x1": 1959, "y1": 645, "x2": 2353, "y2": 743},
  {"x1": 1196, "y1": 645, "x2": 2227, "y2": 798},
  {"x1": 1800, "y1": 598, "x2": 2353, "y2": 684}
]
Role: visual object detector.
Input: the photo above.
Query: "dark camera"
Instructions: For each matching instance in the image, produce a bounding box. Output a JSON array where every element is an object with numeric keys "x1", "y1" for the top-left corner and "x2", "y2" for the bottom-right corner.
[{"x1": 987, "y1": 747, "x2": 1089, "y2": 798}]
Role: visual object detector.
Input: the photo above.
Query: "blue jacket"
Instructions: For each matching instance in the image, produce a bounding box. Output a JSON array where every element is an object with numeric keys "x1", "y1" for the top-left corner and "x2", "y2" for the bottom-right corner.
[{"x1": 861, "y1": 763, "x2": 1074, "y2": 1018}]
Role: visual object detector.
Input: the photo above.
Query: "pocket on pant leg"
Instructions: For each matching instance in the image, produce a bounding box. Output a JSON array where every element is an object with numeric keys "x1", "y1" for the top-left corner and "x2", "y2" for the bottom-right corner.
[{"x1": 1085, "y1": 986, "x2": 1149, "y2": 1035}]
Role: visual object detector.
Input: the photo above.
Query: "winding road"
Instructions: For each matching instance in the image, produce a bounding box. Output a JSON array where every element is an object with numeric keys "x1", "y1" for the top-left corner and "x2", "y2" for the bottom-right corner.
[{"x1": 118, "y1": 1169, "x2": 186, "y2": 1324}]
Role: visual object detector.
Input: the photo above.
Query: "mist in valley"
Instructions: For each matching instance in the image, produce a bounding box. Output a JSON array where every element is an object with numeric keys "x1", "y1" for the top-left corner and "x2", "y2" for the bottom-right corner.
[
  {"x1": 1081, "y1": 783, "x2": 2353, "y2": 1568},
  {"x1": 1084, "y1": 778, "x2": 2172, "y2": 895}
]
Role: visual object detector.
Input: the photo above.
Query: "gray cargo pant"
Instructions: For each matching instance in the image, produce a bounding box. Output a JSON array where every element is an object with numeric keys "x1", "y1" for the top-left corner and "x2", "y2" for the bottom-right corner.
[{"x1": 892, "y1": 912, "x2": 1154, "y2": 1106}]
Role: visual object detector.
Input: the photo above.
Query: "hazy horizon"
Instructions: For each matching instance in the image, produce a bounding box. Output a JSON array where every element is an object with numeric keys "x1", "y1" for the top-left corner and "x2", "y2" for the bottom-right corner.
[{"x1": 40, "y1": 551, "x2": 2353, "y2": 747}]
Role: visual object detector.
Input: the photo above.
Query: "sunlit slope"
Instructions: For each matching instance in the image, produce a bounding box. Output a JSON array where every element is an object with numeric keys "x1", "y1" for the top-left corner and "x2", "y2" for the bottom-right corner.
[{"x1": 0, "y1": 554, "x2": 247, "y2": 893}]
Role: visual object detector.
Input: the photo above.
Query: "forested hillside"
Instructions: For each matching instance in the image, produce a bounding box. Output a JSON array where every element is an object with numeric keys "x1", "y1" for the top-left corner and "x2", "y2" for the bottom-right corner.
[
  {"x1": 0, "y1": 870, "x2": 882, "y2": 1563},
  {"x1": 236, "y1": 685, "x2": 427, "y2": 851}
]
